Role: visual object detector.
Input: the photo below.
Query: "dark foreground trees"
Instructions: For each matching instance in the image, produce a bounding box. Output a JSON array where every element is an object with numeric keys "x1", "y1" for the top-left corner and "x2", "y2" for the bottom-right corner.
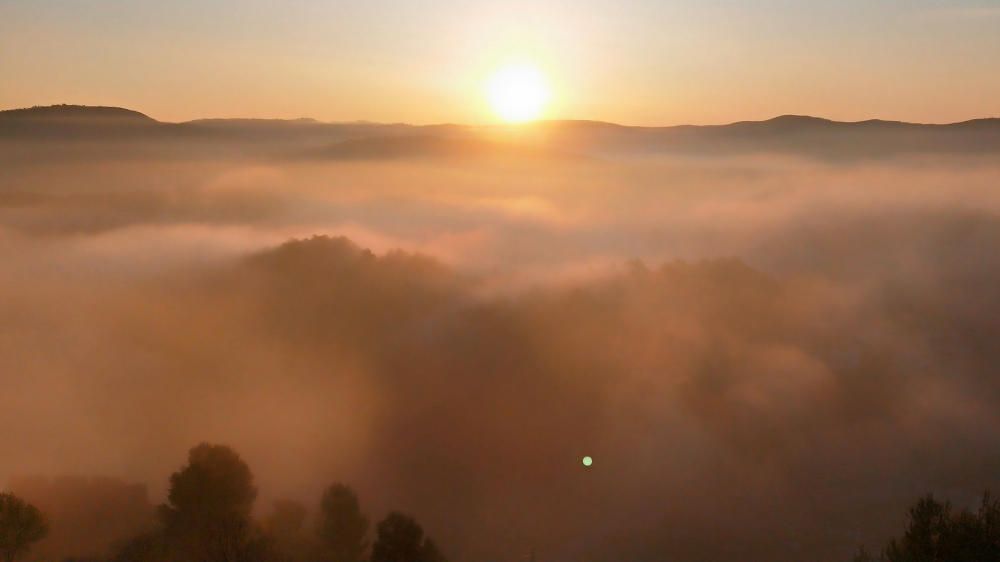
[
  {"x1": 160, "y1": 443, "x2": 263, "y2": 562},
  {"x1": 113, "y1": 443, "x2": 447, "y2": 562},
  {"x1": 0, "y1": 493, "x2": 48, "y2": 562},
  {"x1": 371, "y1": 512, "x2": 446, "y2": 562},
  {"x1": 853, "y1": 491, "x2": 1000, "y2": 562},
  {"x1": 7, "y1": 475, "x2": 154, "y2": 561},
  {"x1": 116, "y1": 443, "x2": 268, "y2": 562},
  {"x1": 317, "y1": 484, "x2": 368, "y2": 562}
]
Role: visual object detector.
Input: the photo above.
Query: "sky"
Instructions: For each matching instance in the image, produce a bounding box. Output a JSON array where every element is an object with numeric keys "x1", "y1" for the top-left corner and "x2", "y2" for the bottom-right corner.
[{"x1": 1, "y1": 0, "x2": 999, "y2": 124}]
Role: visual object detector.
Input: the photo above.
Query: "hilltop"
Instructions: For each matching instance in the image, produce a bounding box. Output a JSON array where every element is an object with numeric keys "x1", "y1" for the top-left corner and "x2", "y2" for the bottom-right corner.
[{"x1": 0, "y1": 104, "x2": 155, "y2": 122}]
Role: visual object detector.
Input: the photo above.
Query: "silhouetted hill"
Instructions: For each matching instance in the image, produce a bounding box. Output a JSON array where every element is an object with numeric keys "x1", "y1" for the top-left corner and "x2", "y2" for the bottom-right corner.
[
  {"x1": 2, "y1": 104, "x2": 998, "y2": 160},
  {"x1": 0, "y1": 104, "x2": 155, "y2": 122},
  {"x1": 0, "y1": 104, "x2": 165, "y2": 143},
  {"x1": 519, "y1": 115, "x2": 1000, "y2": 158}
]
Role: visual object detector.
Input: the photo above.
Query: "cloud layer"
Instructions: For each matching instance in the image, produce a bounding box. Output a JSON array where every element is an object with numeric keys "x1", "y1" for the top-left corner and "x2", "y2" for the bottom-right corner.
[{"x1": 2, "y1": 144, "x2": 999, "y2": 562}]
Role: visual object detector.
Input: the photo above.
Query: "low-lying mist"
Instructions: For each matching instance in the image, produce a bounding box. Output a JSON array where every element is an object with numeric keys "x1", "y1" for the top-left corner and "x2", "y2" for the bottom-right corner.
[{"x1": 2, "y1": 144, "x2": 999, "y2": 562}]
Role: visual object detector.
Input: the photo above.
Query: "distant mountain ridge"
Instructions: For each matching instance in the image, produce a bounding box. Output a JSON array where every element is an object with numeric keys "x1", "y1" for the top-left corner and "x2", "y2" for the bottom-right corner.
[
  {"x1": 2, "y1": 104, "x2": 999, "y2": 160},
  {"x1": 0, "y1": 104, "x2": 155, "y2": 122},
  {"x1": 4, "y1": 103, "x2": 996, "y2": 129}
]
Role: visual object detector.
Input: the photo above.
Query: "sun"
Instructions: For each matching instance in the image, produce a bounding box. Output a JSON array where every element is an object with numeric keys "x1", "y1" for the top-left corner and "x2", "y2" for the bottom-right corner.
[{"x1": 486, "y1": 63, "x2": 551, "y2": 123}]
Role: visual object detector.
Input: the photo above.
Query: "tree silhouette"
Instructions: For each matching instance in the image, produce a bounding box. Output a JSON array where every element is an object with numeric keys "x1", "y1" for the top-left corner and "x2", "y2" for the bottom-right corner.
[
  {"x1": 7, "y1": 475, "x2": 154, "y2": 561},
  {"x1": 370, "y1": 512, "x2": 446, "y2": 562},
  {"x1": 163, "y1": 443, "x2": 256, "y2": 525},
  {"x1": 855, "y1": 491, "x2": 1000, "y2": 562},
  {"x1": 884, "y1": 495, "x2": 951, "y2": 562},
  {"x1": 0, "y1": 493, "x2": 48, "y2": 562},
  {"x1": 159, "y1": 443, "x2": 264, "y2": 562},
  {"x1": 316, "y1": 484, "x2": 368, "y2": 562}
]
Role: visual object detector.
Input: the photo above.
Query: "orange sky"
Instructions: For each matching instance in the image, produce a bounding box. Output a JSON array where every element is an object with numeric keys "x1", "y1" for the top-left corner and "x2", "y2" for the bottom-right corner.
[{"x1": 1, "y1": 0, "x2": 998, "y2": 125}]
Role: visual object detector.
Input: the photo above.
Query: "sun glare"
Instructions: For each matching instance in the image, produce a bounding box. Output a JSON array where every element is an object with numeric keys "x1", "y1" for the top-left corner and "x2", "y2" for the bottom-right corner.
[{"x1": 486, "y1": 63, "x2": 551, "y2": 123}]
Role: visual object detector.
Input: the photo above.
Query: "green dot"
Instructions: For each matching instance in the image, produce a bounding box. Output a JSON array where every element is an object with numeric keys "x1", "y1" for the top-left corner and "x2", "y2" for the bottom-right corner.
[{"x1": 582, "y1": 456, "x2": 593, "y2": 467}]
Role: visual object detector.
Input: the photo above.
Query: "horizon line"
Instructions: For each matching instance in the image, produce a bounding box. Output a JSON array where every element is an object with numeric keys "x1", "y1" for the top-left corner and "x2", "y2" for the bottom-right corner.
[{"x1": 3, "y1": 103, "x2": 999, "y2": 129}]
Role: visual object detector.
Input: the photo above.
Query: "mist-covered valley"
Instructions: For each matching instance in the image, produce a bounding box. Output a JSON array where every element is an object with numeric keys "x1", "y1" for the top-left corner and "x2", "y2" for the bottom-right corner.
[{"x1": 2, "y1": 106, "x2": 1000, "y2": 562}]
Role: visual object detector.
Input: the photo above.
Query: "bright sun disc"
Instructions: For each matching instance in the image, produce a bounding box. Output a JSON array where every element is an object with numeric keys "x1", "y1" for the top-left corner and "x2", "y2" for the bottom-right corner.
[{"x1": 487, "y1": 63, "x2": 550, "y2": 123}]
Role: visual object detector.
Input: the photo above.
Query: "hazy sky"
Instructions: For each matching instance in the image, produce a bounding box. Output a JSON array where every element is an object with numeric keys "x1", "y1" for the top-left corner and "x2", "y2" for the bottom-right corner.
[{"x1": 1, "y1": 0, "x2": 999, "y2": 124}]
